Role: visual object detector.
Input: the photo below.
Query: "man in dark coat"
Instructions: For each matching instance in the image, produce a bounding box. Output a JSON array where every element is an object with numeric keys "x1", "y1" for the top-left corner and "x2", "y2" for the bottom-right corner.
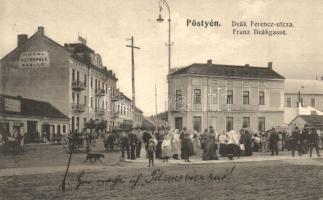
[
  {"x1": 269, "y1": 128, "x2": 279, "y2": 156},
  {"x1": 308, "y1": 128, "x2": 321, "y2": 157},
  {"x1": 142, "y1": 130, "x2": 152, "y2": 151},
  {"x1": 128, "y1": 130, "x2": 138, "y2": 160},
  {"x1": 120, "y1": 131, "x2": 130, "y2": 159},
  {"x1": 291, "y1": 127, "x2": 302, "y2": 157}
]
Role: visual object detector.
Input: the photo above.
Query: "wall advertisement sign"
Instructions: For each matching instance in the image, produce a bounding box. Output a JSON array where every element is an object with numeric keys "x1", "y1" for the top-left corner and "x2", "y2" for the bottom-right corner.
[{"x1": 19, "y1": 51, "x2": 50, "y2": 68}]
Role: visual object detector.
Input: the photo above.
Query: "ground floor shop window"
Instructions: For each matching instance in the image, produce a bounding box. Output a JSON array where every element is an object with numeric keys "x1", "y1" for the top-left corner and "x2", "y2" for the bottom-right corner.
[
  {"x1": 175, "y1": 117, "x2": 183, "y2": 130},
  {"x1": 258, "y1": 117, "x2": 265, "y2": 132},
  {"x1": 242, "y1": 117, "x2": 250, "y2": 128},
  {"x1": 226, "y1": 117, "x2": 233, "y2": 131},
  {"x1": 193, "y1": 116, "x2": 202, "y2": 133}
]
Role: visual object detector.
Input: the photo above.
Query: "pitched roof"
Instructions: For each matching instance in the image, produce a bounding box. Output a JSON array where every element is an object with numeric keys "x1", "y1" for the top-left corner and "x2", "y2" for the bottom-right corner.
[
  {"x1": 170, "y1": 63, "x2": 284, "y2": 79},
  {"x1": 285, "y1": 79, "x2": 323, "y2": 94},
  {"x1": 297, "y1": 115, "x2": 323, "y2": 125},
  {"x1": 0, "y1": 95, "x2": 69, "y2": 120}
]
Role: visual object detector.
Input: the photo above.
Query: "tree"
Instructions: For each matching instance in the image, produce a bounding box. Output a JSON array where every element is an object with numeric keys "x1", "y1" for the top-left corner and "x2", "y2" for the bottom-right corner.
[{"x1": 85, "y1": 119, "x2": 96, "y2": 133}]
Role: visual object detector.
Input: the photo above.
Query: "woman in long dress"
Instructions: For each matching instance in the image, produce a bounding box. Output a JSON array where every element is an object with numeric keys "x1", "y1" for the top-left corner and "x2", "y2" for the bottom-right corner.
[
  {"x1": 161, "y1": 131, "x2": 172, "y2": 162},
  {"x1": 192, "y1": 130, "x2": 202, "y2": 156},
  {"x1": 202, "y1": 129, "x2": 218, "y2": 160},
  {"x1": 171, "y1": 129, "x2": 181, "y2": 160}
]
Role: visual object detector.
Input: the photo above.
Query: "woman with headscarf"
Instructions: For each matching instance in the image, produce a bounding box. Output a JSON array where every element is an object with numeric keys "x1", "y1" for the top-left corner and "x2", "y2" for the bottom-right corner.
[
  {"x1": 219, "y1": 131, "x2": 228, "y2": 157},
  {"x1": 227, "y1": 130, "x2": 241, "y2": 159},
  {"x1": 161, "y1": 131, "x2": 172, "y2": 162},
  {"x1": 171, "y1": 129, "x2": 181, "y2": 160}
]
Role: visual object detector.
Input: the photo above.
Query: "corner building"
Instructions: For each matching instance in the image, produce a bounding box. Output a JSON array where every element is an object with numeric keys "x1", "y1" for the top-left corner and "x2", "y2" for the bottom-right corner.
[
  {"x1": 168, "y1": 60, "x2": 285, "y2": 133},
  {"x1": 0, "y1": 26, "x2": 118, "y2": 132}
]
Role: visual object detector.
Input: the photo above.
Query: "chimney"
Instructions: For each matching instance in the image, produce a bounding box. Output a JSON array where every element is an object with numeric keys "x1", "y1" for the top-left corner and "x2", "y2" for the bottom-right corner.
[
  {"x1": 268, "y1": 62, "x2": 273, "y2": 69},
  {"x1": 245, "y1": 64, "x2": 249, "y2": 67},
  {"x1": 207, "y1": 59, "x2": 212, "y2": 64},
  {"x1": 37, "y1": 26, "x2": 44, "y2": 35},
  {"x1": 17, "y1": 34, "x2": 28, "y2": 47}
]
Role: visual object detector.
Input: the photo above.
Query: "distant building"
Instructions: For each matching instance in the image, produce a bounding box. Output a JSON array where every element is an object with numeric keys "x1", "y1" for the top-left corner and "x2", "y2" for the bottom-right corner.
[
  {"x1": 289, "y1": 115, "x2": 323, "y2": 131},
  {"x1": 168, "y1": 60, "x2": 285, "y2": 133},
  {"x1": 0, "y1": 95, "x2": 69, "y2": 140},
  {"x1": 0, "y1": 26, "x2": 118, "y2": 133},
  {"x1": 284, "y1": 79, "x2": 323, "y2": 111},
  {"x1": 112, "y1": 90, "x2": 143, "y2": 129}
]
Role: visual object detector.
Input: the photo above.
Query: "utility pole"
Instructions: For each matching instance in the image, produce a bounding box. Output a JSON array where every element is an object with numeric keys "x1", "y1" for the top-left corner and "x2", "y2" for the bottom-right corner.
[
  {"x1": 155, "y1": 84, "x2": 158, "y2": 130},
  {"x1": 126, "y1": 36, "x2": 140, "y2": 123}
]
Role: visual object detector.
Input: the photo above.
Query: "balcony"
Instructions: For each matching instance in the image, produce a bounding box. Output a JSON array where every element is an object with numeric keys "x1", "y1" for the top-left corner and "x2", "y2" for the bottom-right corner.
[
  {"x1": 95, "y1": 107, "x2": 105, "y2": 115},
  {"x1": 95, "y1": 89, "x2": 105, "y2": 96},
  {"x1": 72, "y1": 81, "x2": 85, "y2": 91},
  {"x1": 72, "y1": 103, "x2": 85, "y2": 113}
]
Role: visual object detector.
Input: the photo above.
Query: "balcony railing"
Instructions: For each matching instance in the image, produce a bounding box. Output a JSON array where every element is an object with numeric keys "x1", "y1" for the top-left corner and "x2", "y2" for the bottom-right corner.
[
  {"x1": 72, "y1": 103, "x2": 85, "y2": 113},
  {"x1": 95, "y1": 107, "x2": 105, "y2": 115},
  {"x1": 72, "y1": 81, "x2": 85, "y2": 91},
  {"x1": 95, "y1": 89, "x2": 105, "y2": 96}
]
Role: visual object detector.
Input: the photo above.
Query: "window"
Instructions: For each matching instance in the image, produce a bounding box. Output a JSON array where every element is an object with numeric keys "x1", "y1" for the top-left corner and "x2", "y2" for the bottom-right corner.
[
  {"x1": 193, "y1": 116, "x2": 202, "y2": 133},
  {"x1": 77, "y1": 71, "x2": 79, "y2": 82},
  {"x1": 258, "y1": 117, "x2": 265, "y2": 132},
  {"x1": 226, "y1": 117, "x2": 233, "y2": 131},
  {"x1": 311, "y1": 98, "x2": 316, "y2": 107},
  {"x1": 90, "y1": 77, "x2": 93, "y2": 88},
  {"x1": 286, "y1": 97, "x2": 291, "y2": 107},
  {"x1": 175, "y1": 117, "x2": 183, "y2": 130},
  {"x1": 76, "y1": 93, "x2": 79, "y2": 104},
  {"x1": 84, "y1": 75, "x2": 87, "y2": 86},
  {"x1": 98, "y1": 81, "x2": 101, "y2": 90},
  {"x1": 84, "y1": 96, "x2": 87, "y2": 106},
  {"x1": 72, "y1": 69, "x2": 75, "y2": 81},
  {"x1": 242, "y1": 117, "x2": 250, "y2": 128},
  {"x1": 84, "y1": 118, "x2": 87, "y2": 128},
  {"x1": 95, "y1": 79, "x2": 97, "y2": 90},
  {"x1": 175, "y1": 89, "x2": 183, "y2": 109},
  {"x1": 72, "y1": 92, "x2": 75, "y2": 103},
  {"x1": 90, "y1": 97, "x2": 93, "y2": 108},
  {"x1": 63, "y1": 125, "x2": 66, "y2": 133},
  {"x1": 76, "y1": 117, "x2": 80, "y2": 131},
  {"x1": 193, "y1": 89, "x2": 201, "y2": 104},
  {"x1": 243, "y1": 91, "x2": 249, "y2": 104},
  {"x1": 259, "y1": 91, "x2": 265, "y2": 105},
  {"x1": 57, "y1": 125, "x2": 61, "y2": 134},
  {"x1": 227, "y1": 90, "x2": 233, "y2": 104}
]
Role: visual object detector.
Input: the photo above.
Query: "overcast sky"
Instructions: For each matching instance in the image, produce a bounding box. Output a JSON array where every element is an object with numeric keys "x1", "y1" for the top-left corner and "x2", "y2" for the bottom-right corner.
[{"x1": 1, "y1": 0, "x2": 323, "y2": 116}]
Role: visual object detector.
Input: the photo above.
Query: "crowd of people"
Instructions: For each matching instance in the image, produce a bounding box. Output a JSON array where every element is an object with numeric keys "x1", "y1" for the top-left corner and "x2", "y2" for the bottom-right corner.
[{"x1": 111, "y1": 125, "x2": 322, "y2": 166}]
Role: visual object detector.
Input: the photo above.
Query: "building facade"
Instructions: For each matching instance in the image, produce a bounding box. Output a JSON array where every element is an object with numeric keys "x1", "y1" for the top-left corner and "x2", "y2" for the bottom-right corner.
[
  {"x1": 284, "y1": 79, "x2": 323, "y2": 111},
  {"x1": 168, "y1": 60, "x2": 285, "y2": 133},
  {"x1": 0, "y1": 95, "x2": 69, "y2": 140},
  {"x1": 112, "y1": 90, "x2": 143, "y2": 129},
  {"x1": 0, "y1": 26, "x2": 117, "y2": 133}
]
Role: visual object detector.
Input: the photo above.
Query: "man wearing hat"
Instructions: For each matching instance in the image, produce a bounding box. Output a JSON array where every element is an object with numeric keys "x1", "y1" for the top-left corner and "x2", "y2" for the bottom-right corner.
[
  {"x1": 147, "y1": 139, "x2": 156, "y2": 167},
  {"x1": 269, "y1": 128, "x2": 279, "y2": 156},
  {"x1": 308, "y1": 128, "x2": 321, "y2": 157},
  {"x1": 291, "y1": 126, "x2": 302, "y2": 157}
]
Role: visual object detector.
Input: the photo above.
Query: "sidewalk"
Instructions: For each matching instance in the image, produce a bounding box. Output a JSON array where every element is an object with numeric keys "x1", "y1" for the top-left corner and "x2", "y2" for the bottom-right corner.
[{"x1": 124, "y1": 152, "x2": 323, "y2": 165}]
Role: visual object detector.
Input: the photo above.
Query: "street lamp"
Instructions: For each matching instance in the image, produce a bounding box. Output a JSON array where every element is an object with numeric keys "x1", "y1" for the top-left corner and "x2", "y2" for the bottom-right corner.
[
  {"x1": 156, "y1": 0, "x2": 172, "y2": 74},
  {"x1": 157, "y1": 0, "x2": 173, "y2": 128}
]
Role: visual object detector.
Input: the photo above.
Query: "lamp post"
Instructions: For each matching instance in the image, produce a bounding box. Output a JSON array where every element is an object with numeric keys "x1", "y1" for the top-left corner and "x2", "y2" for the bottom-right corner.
[
  {"x1": 156, "y1": 0, "x2": 172, "y2": 74},
  {"x1": 157, "y1": 0, "x2": 173, "y2": 127}
]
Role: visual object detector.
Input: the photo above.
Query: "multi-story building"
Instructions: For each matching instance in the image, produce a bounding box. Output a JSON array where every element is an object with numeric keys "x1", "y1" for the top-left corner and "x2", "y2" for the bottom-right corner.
[
  {"x1": 0, "y1": 26, "x2": 117, "y2": 134},
  {"x1": 112, "y1": 90, "x2": 143, "y2": 129},
  {"x1": 168, "y1": 60, "x2": 285, "y2": 133},
  {"x1": 284, "y1": 79, "x2": 323, "y2": 111}
]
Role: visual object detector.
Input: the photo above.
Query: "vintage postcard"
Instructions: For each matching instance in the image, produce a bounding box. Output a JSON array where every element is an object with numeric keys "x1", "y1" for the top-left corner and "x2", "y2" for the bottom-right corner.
[{"x1": 0, "y1": 0, "x2": 323, "y2": 199}]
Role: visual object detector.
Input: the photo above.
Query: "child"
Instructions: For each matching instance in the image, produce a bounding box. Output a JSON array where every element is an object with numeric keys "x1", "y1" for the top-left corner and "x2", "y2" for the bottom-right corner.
[{"x1": 147, "y1": 139, "x2": 156, "y2": 167}]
